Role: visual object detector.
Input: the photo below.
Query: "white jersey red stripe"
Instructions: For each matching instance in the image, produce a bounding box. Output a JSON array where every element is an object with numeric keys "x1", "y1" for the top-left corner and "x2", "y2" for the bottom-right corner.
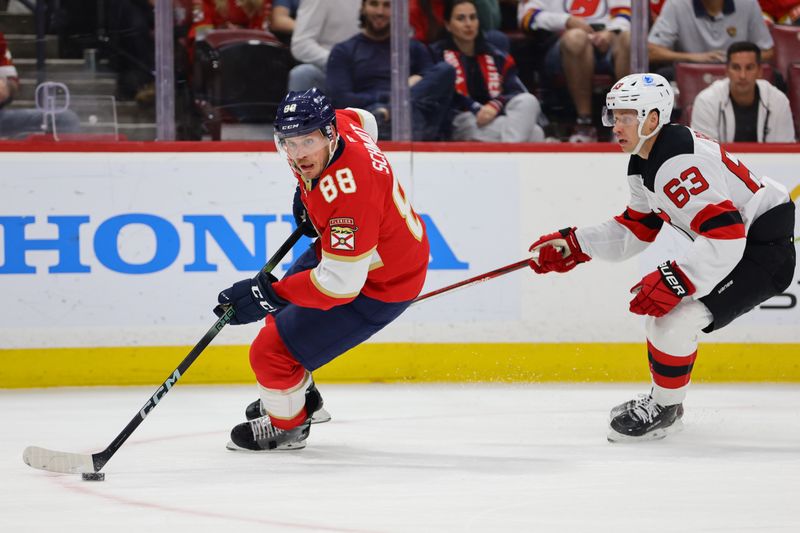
[
  {"x1": 576, "y1": 124, "x2": 790, "y2": 298},
  {"x1": 517, "y1": 0, "x2": 632, "y2": 32}
]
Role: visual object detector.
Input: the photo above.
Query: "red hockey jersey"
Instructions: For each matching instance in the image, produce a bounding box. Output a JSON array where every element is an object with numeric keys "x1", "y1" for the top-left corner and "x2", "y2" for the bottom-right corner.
[{"x1": 273, "y1": 109, "x2": 430, "y2": 310}]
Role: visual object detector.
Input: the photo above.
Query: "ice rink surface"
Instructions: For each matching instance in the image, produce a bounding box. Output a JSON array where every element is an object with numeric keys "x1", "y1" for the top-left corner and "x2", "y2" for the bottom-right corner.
[{"x1": 1, "y1": 383, "x2": 799, "y2": 533}]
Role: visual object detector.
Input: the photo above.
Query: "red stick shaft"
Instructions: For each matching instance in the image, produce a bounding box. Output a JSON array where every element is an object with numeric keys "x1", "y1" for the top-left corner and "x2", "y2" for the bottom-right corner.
[{"x1": 412, "y1": 259, "x2": 530, "y2": 305}]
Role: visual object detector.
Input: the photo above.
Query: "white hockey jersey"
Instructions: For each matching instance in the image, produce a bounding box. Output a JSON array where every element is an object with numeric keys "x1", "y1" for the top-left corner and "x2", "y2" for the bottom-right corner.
[
  {"x1": 576, "y1": 124, "x2": 790, "y2": 298},
  {"x1": 517, "y1": 0, "x2": 632, "y2": 33}
]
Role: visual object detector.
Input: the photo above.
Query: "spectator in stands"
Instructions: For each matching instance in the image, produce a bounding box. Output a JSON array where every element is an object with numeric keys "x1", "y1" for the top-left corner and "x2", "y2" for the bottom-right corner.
[
  {"x1": 433, "y1": 0, "x2": 545, "y2": 142},
  {"x1": 270, "y1": 0, "x2": 300, "y2": 43},
  {"x1": 517, "y1": 0, "x2": 632, "y2": 142},
  {"x1": 648, "y1": 0, "x2": 775, "y2": 73},
  {"x1": 759, "y1": 0, "x2": 800, "y2": 25},
  {"x1": 327, "y1": 0, "x2": 455, "y2": 141},
  {"x1": 189, "y1": 0, "x2": 270, "y2": 40},
  {"x1": 289, "y1": 0, "x2": 361, "y2": 92},
  {"x1": 691, "y1": 41, "x2": 795, "y2": 141},
  {"x1": 411, "y1": 0, "x2": 510, "y2": 51},
  {"x1": 105, "y1": 0, "x2": 157, "y2": 103},
  {"x1": 0, "y1": 32, "x2": 80, "y2": 139}
]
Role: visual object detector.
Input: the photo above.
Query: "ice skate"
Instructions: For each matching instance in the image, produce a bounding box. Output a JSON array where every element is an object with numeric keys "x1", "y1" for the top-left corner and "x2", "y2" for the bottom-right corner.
[
  {"x1": 245, "y1": 382, "x2": 331, "y2": 424},
  {"x1": 608, "y1": 393, "x2": 684, "y2": 421},
  {"x1": 608, "y1": 394, "x2": 683, "y2": 442},
  {"x1": 226, "y1": 416, "x2": 310, "y2": 452}
]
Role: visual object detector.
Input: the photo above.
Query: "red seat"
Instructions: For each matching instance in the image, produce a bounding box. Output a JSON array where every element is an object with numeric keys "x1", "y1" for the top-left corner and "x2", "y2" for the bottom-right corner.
[
  {"x1": 788, "y1": 63, "x2": 800, "y2": 139},
  {"x1": 674, "y1": 62, "x2": 775, "y2": 125},
  {"x1": 769, "y1": 24, "x2": 800, "y2": 80}
]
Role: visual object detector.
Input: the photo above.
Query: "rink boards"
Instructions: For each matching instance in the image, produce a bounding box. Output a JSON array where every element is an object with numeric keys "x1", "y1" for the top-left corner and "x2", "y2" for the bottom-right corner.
[{"x1": 1, "y1": 142, "x2": 798, "y2": 387}]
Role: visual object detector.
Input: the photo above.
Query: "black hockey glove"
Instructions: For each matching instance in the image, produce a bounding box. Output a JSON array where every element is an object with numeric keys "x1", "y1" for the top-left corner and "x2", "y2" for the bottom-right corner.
[
  {"x1": 293, "y1": 187, "x2": 317, "y2": 238},
  {"x1": 214, "y1": 272, "x2": 288, "y2": 325}
]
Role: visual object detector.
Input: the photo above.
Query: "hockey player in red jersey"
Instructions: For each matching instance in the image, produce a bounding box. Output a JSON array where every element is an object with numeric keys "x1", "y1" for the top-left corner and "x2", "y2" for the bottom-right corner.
[
  {"x1": 529, "y1": 73, "x2": 796, "y2": 442},
  {"x1": 214, "y1": 88, "x2": 430, "y2": 451}
]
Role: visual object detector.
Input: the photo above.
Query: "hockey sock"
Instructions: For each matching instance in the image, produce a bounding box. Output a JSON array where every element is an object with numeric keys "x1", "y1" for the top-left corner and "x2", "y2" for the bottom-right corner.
[
  {"x1": 250, "y1": 316, "x2": 311, "y2": 430},
  {"x1": 647, "y1": 339, "x2": 697, "y2": 406}
]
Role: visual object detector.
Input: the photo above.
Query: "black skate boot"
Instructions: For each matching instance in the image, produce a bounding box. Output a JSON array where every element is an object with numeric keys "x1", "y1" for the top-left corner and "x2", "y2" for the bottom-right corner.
[
  {"x1": 226, "y1": 416, "x2": 311, "y2": 452},
  {"x1": 608, "y1": 394, "x2": 684, "y2": 442},
  {"x1": 609, "y1": 393, "x2": 684, "y2": 421},
  {"x1": 245, "y1": 382, "x2": 331, "y2": 424}
]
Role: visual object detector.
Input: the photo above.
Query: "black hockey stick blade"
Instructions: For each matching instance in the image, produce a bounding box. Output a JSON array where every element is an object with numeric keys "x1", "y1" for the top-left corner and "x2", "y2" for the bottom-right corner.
[{"x1": 23, "y1": 225, "x2": 306, "y2": 475}]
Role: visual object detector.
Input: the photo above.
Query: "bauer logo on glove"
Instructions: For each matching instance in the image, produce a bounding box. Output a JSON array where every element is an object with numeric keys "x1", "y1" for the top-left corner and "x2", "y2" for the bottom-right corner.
[
  {"x1": 657, "y1": 262, "x2": 691, "y2": 297},
  {"x1": 629, "y1": 261, "x2": 695, "y2": 317}
]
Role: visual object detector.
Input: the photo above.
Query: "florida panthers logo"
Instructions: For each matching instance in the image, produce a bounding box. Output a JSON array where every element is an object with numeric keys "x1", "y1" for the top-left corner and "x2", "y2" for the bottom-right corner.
[{"x1": 329, "y1": 217, "x2": 358, "y2": 251}]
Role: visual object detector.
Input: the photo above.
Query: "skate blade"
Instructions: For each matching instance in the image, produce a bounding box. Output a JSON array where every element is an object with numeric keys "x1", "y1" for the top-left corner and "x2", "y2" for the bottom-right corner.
[
  {"x1": 311, "y1": 407, "x2": 331, "y2": 424},
  {"x1": 225, "y1": 440, "x2": 307, "y2": 452},
  {"x1": 607, "y1": 418, "x2": 684, "y2": 443}
]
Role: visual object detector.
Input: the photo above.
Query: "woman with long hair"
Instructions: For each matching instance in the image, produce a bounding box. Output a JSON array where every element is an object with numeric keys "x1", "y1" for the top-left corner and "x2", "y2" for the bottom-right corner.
[{"x1": 431, "y1": 0, "x2": 544, "y2": 142}]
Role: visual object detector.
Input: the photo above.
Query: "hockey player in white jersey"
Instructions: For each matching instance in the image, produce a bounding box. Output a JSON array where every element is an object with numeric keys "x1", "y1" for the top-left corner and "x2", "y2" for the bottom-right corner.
[{"x1": 529, "y1": 73, "x2": 796, "y2": 442}]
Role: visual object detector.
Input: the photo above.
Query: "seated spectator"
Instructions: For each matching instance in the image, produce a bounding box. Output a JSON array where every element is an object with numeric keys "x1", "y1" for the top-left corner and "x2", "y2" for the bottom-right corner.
[
  {"x1": 517, "y1": 0, "x2": 632, "y2": 142},
  {"x1": 327, "y1": 0, "x2": 455, "y2": 140},
  {"x1": 691, "y1": 41, "x2": 795, "y2": 141},
  {"x1": 187, "y1": 0, "x2": 271, "y2": 68},
  {"x1": 289, "y1": 0, "x2": 361, "y2": 92},
  {"x1": 648, "y1": 0, "x2": 775, "y2": 73},
  {"x1": 411, "y1": 0, "x2": 511, "y2": 51},
  {"x1": 433, "y1": 0, "x2": 545, "y2": 142},
  {"x1": 759, "y1": 0, "x2": 800, "y2": 25},
  {"x1": 105, "y1": 0, "x2": 156, "y2": 103},
  {"x1": 270, "y1": 0, "x2": 301, "y2": 43},
  {"x1": 0, "y1": 32, "x2": 80, "y2": 139},
  {"x1": 189, "y1": 0, "x2": 270, "y2": 39}
]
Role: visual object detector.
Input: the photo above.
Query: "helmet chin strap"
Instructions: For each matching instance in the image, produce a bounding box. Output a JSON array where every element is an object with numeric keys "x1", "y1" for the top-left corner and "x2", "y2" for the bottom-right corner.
[
  {"x1": 325, "y1": 134, "x2": 338, "y2": 168},
  {"x1": 631, "y1": 119, "x2": 663, "y2": 156}
]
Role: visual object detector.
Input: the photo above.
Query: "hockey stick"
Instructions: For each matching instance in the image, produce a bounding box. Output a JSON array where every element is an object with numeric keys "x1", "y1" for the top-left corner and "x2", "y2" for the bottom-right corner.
[
  {"x1": 23, "y1": 225, "x2": 306, "y2": 476},
  {"x1": 411, "y1": 246, "x2": 559, "y2": 306},
  {"x1": 412, "y1": 258, "x2": 530, "y2": 305}
]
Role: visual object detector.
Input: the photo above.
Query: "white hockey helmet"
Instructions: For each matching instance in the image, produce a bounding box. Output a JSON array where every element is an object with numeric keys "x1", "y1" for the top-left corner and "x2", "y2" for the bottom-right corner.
[
  {"x1": 603, "y1": 73, "x2": 673, "y2": 127},
  {"x1": 602, "y1": 73, "x2": 673, "y2": 154}
]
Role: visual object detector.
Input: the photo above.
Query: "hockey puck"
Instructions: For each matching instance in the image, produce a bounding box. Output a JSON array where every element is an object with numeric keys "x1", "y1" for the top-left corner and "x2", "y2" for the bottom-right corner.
[{"x1": 81, "y1": 472, "x2": 105, "y2": 482}]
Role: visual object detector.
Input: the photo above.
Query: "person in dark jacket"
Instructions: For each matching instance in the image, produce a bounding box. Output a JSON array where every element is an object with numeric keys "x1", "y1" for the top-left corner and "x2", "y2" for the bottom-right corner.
[
  {"x1": 326, "y1": 0, "x2": 455, "y2": 140},
  {"x1": 431, "y1": 0, "x2": 544, "y2": 142}
]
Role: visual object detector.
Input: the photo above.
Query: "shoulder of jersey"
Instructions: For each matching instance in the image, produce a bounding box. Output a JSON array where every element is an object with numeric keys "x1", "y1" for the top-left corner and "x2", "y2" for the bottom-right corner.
[
  {"x1": 627, "y1": 124, "x2": 696, "y2": 187},
  {"x1": 650, "y1": 124, "x2": 695, "y2": 171}
]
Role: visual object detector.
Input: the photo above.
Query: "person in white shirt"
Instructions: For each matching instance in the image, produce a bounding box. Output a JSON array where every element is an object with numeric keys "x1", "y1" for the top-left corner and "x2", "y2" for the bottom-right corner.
[
  {"x1": 691, "y1": 41, "x2": 795, "y2": 142},
  {"x1": 517, "y1": 0, "x2": 632, "y2": 142},
  {"x1": 289, "y1": 0, "x2": 361, "y2": 92}
]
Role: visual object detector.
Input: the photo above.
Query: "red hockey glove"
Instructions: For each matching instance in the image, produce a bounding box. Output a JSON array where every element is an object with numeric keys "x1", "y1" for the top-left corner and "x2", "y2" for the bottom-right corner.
[
  {"x1": 529, "y1": 227, "x2": 591, "y2": 274},
  {"x1": 629, "y1": 261, "x2": 696, "y2": 317}
]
